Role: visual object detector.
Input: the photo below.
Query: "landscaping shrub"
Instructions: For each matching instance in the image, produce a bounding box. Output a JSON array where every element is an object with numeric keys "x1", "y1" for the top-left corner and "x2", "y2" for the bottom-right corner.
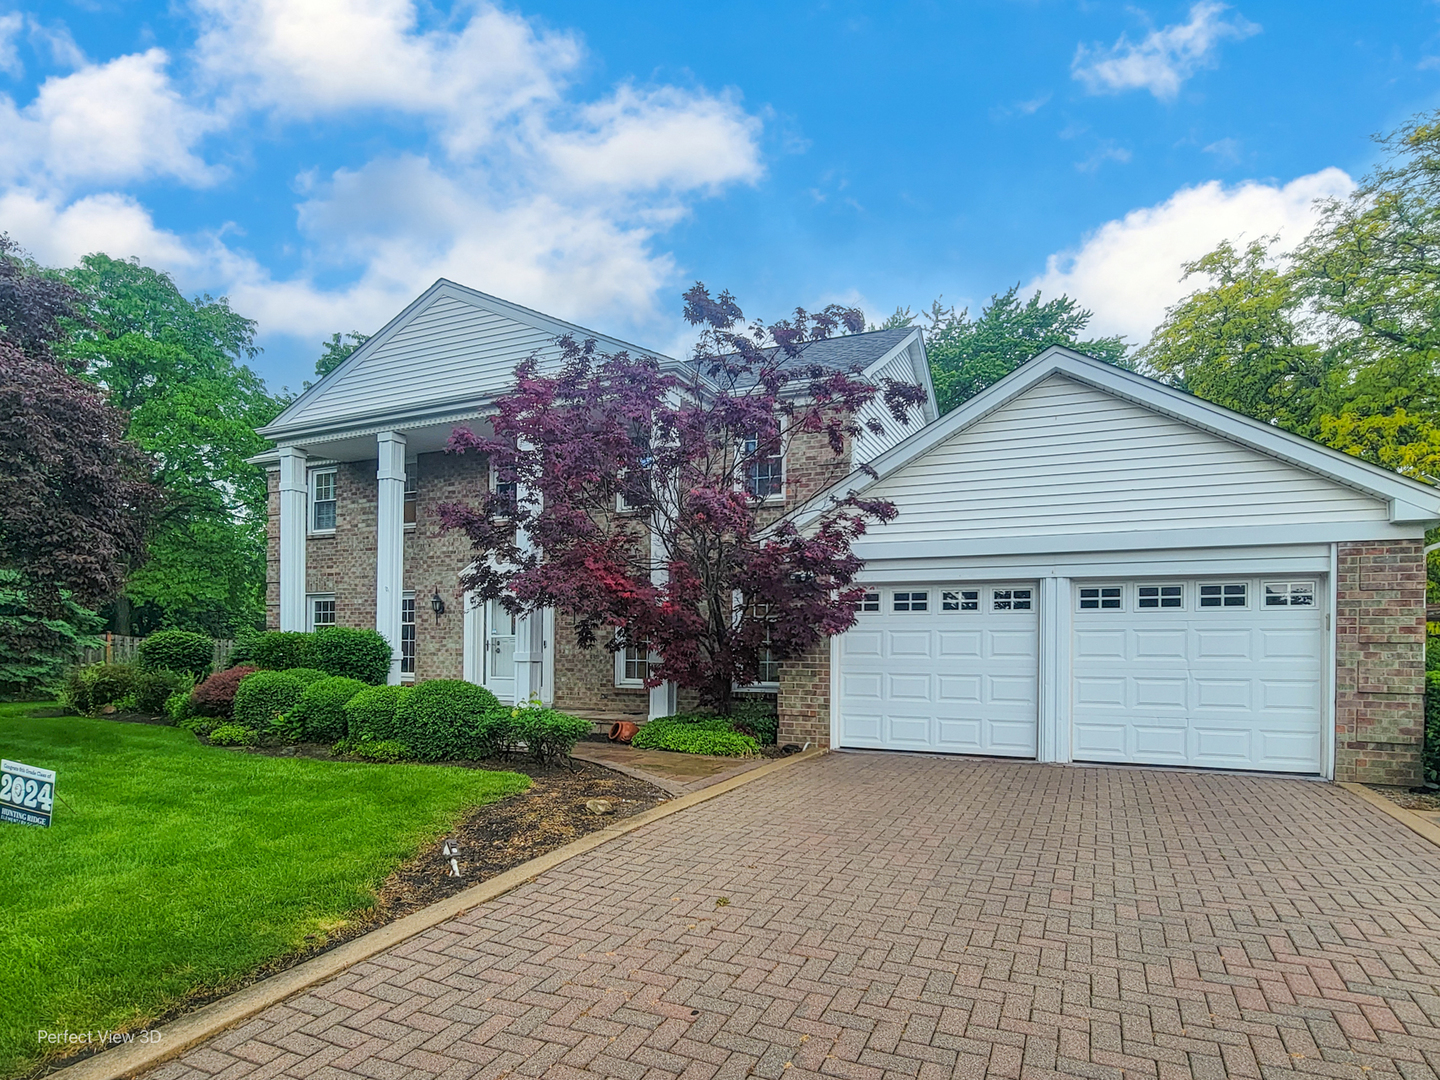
[
  {"x1": 343, "y1": 685, "x2": 410, "y2": 743},
  {"x1": 189, "y1": 666, "x2": 258, "y2": 718},
  {"x1": 1428, "y1": 635, "x2": 1439, "y2": 673},
  {"x1": 233, "y1": 671, "x2": 308, "y2": 732},
  {"x1": 208, "y1": 722, "x2": 255, "y2": 747},
  {"x1": 393, "y1": 679, "x2": 503, "y2": 761},
  {"x1": 284, "y1": 667, "x2": 330, "y2": 687},
  {"x1": 311, "y1": 627, "x2": 393, "y2": 685},
  {"x1": 730, "y1": 697, "x2": 778, "y2": 745},
  {"x1": 63, "y1": 663, "x2": 138, "y2": 715},
  {"x1": 348, "y1": 739, "x2": 411, "y2": 762},
  {"x1": 1426, "y1": 670, "x2": 1440, "y2": 784},
  {"x1": 133, "y1": 670, "x2": 191, "y2": 715},
  {"x1": 249, "y1": 631, "x2": 316, "y2": 671},
  {"x1": 511, "y1": 705, "x2": 591, "y2": 766},
  {"x1": 164, "y1": 688, "x2": 192, "y2": 725},
  {"x1": 287, "y1": 676, "x2": 367, "y2": 744},
  {"x1": 227, "y1": 629, "x2": 260, "y2": 668},
  {"x1": 136, "y1": 630, "x2": 213, "y2": 677},
  {"x1": 632, "y1": 713, "x2": 760, "y2": 756}
]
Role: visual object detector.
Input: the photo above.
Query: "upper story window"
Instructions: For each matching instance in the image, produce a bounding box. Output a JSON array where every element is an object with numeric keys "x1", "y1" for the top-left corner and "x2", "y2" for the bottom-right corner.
[
  {"x1": 403, "y1": 467, "x2": 417, "y2": 525},
  {"x1": 310, "y1": 469, "x2": 337, "y2": 532},
  {"x1": 489, "y1": 457, "x2": 517, "y2": 515},
  {"x1": 618, "y1": 426, "x2": 653, "y2": 513},
  {"x1": 743, "y1": 432, "x2": 783, "y2": 500}
]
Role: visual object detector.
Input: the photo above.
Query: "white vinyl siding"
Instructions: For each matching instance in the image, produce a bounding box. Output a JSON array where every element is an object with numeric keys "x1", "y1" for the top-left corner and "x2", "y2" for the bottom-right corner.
[
  {"x1": 859, "y1": 374, "x2": 1388, "y2": 539},
  {"x1": 853, "y1": 340, "x2": 930, "y2": 461},
  {"x1": 282, "y1": 296, "x2": 563, "y2": 429}
]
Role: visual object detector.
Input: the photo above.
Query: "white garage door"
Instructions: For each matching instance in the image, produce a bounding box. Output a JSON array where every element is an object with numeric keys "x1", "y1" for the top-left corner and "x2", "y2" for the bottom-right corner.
[
  {"x1": 1071, "y1": 577, "x2": 1325, "y2": 773},
  {"x1": 838, "y1": 583, "x2": 1038, "y2": 755}
]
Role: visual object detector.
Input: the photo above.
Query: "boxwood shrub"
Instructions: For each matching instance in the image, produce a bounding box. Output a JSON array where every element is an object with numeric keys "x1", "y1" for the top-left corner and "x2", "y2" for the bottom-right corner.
[
  {"x1": 288, "y1": 676, "x2": 368, "y2": 743},
  {"x1": 189, "y1": 666, "x2": 258, "y2": 718},
  {"x1": 233, "y1": 670, "x2": 308, "y2": 732},
  {"x1": 250, "y1": 631, "x2": 316, "y2": 671},
  {"x1": 312, "y1": 627, "x2": 393, "y2": 685},
  {"x1": 284, "y1": 667, "x2": 330, "y2": 687},
  {"x1": 133, "y1": 669, "x2": 191, "y2": 715},
  {"x1": 344, "y1": 684, "x2": 410, "y2": 743},
  {"x1": 136, "y1": 630, "x2": 214, "y2": 677},
  {"x1": 632, "y1": 714, "x2": 760, "y2": 757},
  {"x1": 512, "y1": 705, "x2": 591, "y2": 766},
  {"x1": 394, "y1": 679, "x2": 503, "y2": 761}
]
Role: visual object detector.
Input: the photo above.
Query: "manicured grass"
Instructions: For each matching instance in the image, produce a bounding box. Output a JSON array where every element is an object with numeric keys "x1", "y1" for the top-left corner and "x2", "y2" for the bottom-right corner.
[{"x1": 0, "y1": 703, "x2": 529, "y2": 1078}]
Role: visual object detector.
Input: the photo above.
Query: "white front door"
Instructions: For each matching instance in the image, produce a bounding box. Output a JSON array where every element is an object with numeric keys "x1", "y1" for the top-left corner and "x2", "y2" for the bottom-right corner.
[
  {"x1": 1071, "y1": 576, "x2": 1325, "y2": 773},
  {"x1": 837, "y1": 583, "x2": 1039, "y2": 756},
  {"x1": 482, "y1": 597, "x2": 516, "y2": 703}
]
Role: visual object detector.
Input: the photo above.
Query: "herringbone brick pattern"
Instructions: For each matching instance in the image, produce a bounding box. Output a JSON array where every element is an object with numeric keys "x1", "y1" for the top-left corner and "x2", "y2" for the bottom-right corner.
[{"x1": 148, "y1": 754, "x2": 1440, "y2": 1080}]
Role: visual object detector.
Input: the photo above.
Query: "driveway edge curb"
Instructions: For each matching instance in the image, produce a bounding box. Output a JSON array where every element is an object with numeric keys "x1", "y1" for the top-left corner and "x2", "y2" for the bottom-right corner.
[
  {"x1": 1339, "y1": 781, "x2": 1440, "y2": 849},
  {"x1": 41, "y1": 748, "x2": 826, "y2": 1080}
]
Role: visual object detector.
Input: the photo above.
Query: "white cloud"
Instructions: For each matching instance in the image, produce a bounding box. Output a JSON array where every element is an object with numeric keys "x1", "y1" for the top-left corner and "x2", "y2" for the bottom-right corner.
[
  {"x1": 1026, "y1": 167, "x2": 1354, "y2": 344},
  {"x1": 0, "y1": 49, "x2": 220, "y2": 188},
  {"x1": 0, "y1": 12, "x2": 22, "y2": 76},
  {"x1": 1072, "y1": 2, "x2": 1260, "y2": 100},
  {"x1": 0, "y1": 187, "x2": 200, "y2": 268}
]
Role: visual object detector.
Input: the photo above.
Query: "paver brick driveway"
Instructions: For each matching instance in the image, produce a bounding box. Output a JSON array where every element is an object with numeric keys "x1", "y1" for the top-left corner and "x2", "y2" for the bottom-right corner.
[{"x1": 152, "y1": 753, "x2": 1440, "y2": 1080}]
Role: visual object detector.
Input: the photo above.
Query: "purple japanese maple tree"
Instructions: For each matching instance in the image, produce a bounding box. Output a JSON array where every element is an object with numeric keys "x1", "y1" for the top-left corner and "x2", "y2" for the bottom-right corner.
[{"x1": 437, "y1": 285, "x2": 927, "y2": 712}]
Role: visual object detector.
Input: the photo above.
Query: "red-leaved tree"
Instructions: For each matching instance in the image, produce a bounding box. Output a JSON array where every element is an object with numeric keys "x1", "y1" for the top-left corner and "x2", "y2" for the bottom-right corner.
[{"x1": 437, "y1": 285, "x2": 927, "y2": 711}]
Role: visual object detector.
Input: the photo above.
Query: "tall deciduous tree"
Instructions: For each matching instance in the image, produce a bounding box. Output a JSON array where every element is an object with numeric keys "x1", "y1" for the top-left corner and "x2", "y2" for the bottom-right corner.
[
  {"x1": 925, "y1": 286, "x2": 1129, "y2": 413},
  {"x1": 437, "y1": 286, "x2": 928, "y2": 711},
  {"x1": 315, "y1": 331, "x2": 370, "y2": 378},
  {"x1": 59, "y1": 255, "x2": 287, "y2": 635}
]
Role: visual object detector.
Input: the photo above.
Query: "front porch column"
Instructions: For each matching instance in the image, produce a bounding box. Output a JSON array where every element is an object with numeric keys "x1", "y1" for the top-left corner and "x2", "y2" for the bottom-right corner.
[
  {"x1": 277, "y1": 446, "x2": 308, "y2": 631},
  {"x1": 376, "y1": 431, "x2": 407, "y2": 685},
  {"x1": 647, "y1": 499, "x2": 676, "y2": 721},
  {"x1": 512, "y1": 439, "x2": 545, "y2": 704}
]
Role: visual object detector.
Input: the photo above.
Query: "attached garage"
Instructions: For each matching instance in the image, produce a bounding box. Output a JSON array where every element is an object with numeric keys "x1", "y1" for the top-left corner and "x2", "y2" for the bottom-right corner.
[{"x1": 779, "y1": 347, "x2": 1440, "y2": 784}]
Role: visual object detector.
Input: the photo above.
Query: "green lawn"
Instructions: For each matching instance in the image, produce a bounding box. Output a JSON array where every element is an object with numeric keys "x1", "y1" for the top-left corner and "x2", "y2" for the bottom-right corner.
[{"x1": 0, "y1": 703, "x2": 529, "y2": 1078}]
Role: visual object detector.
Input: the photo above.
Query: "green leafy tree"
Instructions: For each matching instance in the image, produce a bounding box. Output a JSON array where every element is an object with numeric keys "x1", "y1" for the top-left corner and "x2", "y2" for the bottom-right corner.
[
  {"x1": 59, "y1": 255, "x2": 289, "y2": 635},
  {"x1": 925, "y1": 287, "x2": 1130, "y2": 412},
  {"x1": 315, "y1": 331, "x2": 370, "y2": 377}
]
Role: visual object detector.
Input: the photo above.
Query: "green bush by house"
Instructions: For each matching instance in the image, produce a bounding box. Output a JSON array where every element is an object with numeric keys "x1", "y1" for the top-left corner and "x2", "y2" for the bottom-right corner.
[
  {"x1": 632, "y1": 713, "x2": 761, "y2": 756},
  {"x1": 511, "y1": 704, "x2": 591, "y2": 766},
  {"x1": 189, "y1": 666, "x2": 257, "y2": 719},
  {"x1": 62, "y1": 663, "x2": 136, "y2": 715},
  {"x1": 394, "y1": 679, "x2": 503, "y2": 761},
  {"x1": 250, "y1": 631, "x2": 316, "y2": 671},
  {"x1": 1425, "y1": 670, "x2": 1440, "y2": 784},
  {"x1": 136, "y1": 630, "x2": 214, "y2": 677},
  {"x1": 344, "y1": 684, "x2": 411, "y2": 745},
  {"x1": 288, "y1": 676, "x2": 368, "y2": 743},
  {"x1": 233, "y1": 670, "x2": 309, "y2": 732},
  {"x1": 311, "y1": 627, "x2": 393, "y2": 685},
  {"x1": 132, "y1": 669, "x2": 191, "y2": 714}
]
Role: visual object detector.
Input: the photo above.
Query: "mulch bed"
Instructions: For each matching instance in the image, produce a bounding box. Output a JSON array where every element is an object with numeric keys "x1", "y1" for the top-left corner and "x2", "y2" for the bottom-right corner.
[{"x1": 1367, "y1": 784, "x2": 1440, "y2": 811}]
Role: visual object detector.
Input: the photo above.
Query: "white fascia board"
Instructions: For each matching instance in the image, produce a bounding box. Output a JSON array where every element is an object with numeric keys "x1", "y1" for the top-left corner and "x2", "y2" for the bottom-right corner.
[
  {"x1": 857, "y1": 328, "x2": 939, "y2": 424},
  {"x1": 782, "y1": 345, "x2": 1440, "y2": 531},
  {"x1": 269, "y1": 405, "x2": 492, "y2": 447}
]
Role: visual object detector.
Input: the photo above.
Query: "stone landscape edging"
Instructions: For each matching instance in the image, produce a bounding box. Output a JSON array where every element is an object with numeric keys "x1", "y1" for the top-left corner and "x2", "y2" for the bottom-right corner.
[
  {"x1": 1339, "y1": 781, "x2": 1440, "y2": 849},
  {"x1": 41, "y1": 748, "x2": 826, "y2": 1080}
]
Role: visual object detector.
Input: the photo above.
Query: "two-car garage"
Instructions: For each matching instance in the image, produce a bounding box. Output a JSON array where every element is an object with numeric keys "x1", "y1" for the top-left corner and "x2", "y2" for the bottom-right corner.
[{"x1": 836, "y1": 576, "x2": 1327, "y2": 775}]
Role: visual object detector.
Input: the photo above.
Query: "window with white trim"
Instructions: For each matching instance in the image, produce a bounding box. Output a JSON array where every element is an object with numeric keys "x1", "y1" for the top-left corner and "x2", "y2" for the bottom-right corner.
[
  {"x1": 489, "y1": 457, "x2": 516, "y2": 514},
  {"x1": 400, "y1": 593, "x2": 416, "y2": 677},
  {"x1": 615, "y1": 633, "x2": 657, "y2": 687},
  {"x1": 1264, "y1": 581, "x2": 1315, "y2": 607},
  {"x1": 992, "y1": 588, "x2": 1032, "y2": 611},
  {"x1": 403, "y1": 467, "x2": 417, "y2": 526},
  {"x1": 308, "y1": 594, "x2": 335, "y2": 631},
  {"x1": 617, "y1": 426, "x2": 653, "y2": 513},
  {"x1": 1137, "y1": 584, "x2": 1183, "y2": 609},
  {"x1": 1199, "y1": 582, "x2": 1247, "y2": 608},
  {"x1": 943, "y1": 589, "x2": 979, "y2": 611},
  {"x1": 310, "y1": 469, "x2": 336, "y2": 532},
  {"x1": 749, "y1": 601, "x2": 780, "y2": 684},
  {"x1": 1078, "y1": 586, "x2": 1122, "y2": 611},
  {"x1": 860, "y1": 592, "x2": 881, "y2": 612},
  {"x1": 743, "y1": 431, "x2": 784, "y2": 500},
  {"x1": 893, "y1": 590, "x2": 929, "y2": 612}
]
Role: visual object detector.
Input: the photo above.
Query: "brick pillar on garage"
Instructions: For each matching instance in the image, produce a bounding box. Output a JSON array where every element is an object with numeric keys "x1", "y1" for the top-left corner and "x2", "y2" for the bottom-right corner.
[
  {"x1": 1334, "y1": 539, "x2": 1427, "y2": 784},
  {"x1": 777, "y1": 638, "x2": 830, "y2": 748}
]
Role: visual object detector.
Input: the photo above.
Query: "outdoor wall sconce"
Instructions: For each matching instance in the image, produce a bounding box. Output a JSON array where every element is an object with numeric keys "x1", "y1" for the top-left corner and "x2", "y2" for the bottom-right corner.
[{"x1": 430, "y1": 588, "x2": 446, "y2": 622}]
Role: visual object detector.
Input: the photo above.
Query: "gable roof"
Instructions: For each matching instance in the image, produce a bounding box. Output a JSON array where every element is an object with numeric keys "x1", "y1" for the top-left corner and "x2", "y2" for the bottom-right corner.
[{"x1": 785, "y1": 346, "x2": 1440, "y2": 529}]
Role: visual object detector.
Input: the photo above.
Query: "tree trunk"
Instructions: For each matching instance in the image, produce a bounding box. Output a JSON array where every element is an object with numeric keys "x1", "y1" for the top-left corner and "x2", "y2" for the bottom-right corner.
[{"x1": 114, "y1": 595, "x2": 132, "y2": 637}]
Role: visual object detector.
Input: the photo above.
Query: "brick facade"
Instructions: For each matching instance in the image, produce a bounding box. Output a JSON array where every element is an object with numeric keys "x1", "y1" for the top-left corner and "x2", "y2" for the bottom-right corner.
[
  {"x1": 777, "y1": 638, "x2": 830, "y2": 747},
  {"x1": 1333, "y1": 539, "x2": 1428, "y2": 784}
]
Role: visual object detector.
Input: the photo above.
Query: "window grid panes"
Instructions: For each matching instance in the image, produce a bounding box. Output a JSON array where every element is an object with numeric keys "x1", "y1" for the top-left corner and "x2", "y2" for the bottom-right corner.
[
  {"x1": 893, "y1": 590, "x2": 929, "y2": 612},
  {"x1": 1264, "y1": 581, "x2": 1316, "y2": 607},
  {"x1": 743, "y1": 433, "x2": 783, "y2": 499},
  {"x1": 400, "y1": 595, "x2": 416, "y2": 675},
  {"x1": 403, "y1": 468, "x2": 417, "y2": 525},
  {"x1": 1199, "y1": 583, "x2": 1247, "y2": 608},
  {"x1": 943, "y1": 589, "x2": 979, "y2": 611},
  {"x1": 860, "y1": 592, "x2": 881, "y2": 612},
  {"x1": 992, "y1": 588, "x2": 1032, "y2": 611},
  {"x1": 750, "y1": 602, "x2": 780, "y2": 684},
  {"x1": 1137, "y1": 584, "x2": 1183, "y2": 609},
  {"x1": 622, "y1": 638, "x2": 654, "y2": 683},
  {"x1": 1079, "y1": 586, "x2": 1122, "y2": 610},
  {"x1": 311, "y1": 470, "x2": 336, "y2": 531},
  {"x1": 310, "y1": 596, "x2": 335, "y2": 629}
]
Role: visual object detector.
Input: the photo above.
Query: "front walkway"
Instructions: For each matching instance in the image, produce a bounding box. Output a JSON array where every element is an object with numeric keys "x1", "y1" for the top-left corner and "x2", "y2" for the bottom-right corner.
[{"x1": 150, "y1": 753, "x2": 1440, "y2": 1080}]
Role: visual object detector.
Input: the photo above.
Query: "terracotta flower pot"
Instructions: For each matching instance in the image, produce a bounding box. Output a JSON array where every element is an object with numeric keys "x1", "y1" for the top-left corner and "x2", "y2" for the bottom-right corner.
[{"x1": 609, "y1": 721, "x2": 640, "y2": 743}]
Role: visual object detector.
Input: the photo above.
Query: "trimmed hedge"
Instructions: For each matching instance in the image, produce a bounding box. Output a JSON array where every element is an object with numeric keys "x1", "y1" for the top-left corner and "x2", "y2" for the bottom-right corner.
[
  {"x1": 133, "y1": 669, "x2": 191, "y2": 715},
  {"x1": 312, "y1": 627, "x2": 392, "y2": 685},
  {"x1": 730, "y1": 698, "x2": 778, "y2": 746},
  {"x1": 344, "y1": 685, "x2": 410, "y2": 744},
  {"x1": 250, "y1": 631, "x2": 316, "y2": 671},
  {"x1": 136, "y1": 630, "x2": 213, "y2": 677},
  {"x1": 284, "y1": 667, "x2": 330, "y2": 687},
  {"x1": 1426, "y1": 670, "x2": 1440, "y2": 785},
  {"x1": 288, "y1": 676, "x2": 367, "y2": 744},
  {"x1": 632, "y1": 714, "x2": 760, "y2": 756},
  {"x1": 511, "y1": 705, "x2": 591, "y2": 766},
  {"x1": 189, "y1": 666, "x2": 258, "y2": 718},
  {"x1": 393, "y1": 679, "x2": 503, "y2": 761},
  {"x1": 63, "y1": 664, "x2": 137, "y2": 715},
  {"x1": 233, "y1": 670, "x2": 308, "y2": 732}
]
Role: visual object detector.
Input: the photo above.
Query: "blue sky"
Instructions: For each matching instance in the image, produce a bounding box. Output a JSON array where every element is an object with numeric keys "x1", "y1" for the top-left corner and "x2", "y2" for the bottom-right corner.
[{"x1": 4, "y1": 0, "x2": 1438, "y2": 391}]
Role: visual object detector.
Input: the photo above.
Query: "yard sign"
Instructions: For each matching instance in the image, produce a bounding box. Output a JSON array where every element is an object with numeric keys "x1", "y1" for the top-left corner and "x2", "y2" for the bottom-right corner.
[{"x1": 1, "y1": 759, "x2": 55, "y2": 827}]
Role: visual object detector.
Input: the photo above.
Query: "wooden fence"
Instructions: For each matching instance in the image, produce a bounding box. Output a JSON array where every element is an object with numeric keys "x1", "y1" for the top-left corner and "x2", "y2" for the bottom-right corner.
[{"x1": 80, "y1": 634, "x2": 236, "y2": 671}]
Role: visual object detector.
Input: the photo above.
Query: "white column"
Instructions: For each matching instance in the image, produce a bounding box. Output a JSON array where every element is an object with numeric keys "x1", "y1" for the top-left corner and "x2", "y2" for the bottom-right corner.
[
  {"x1": 277, "y1": 446, "x2": 308, "y2": 631},
  {"x1": 1036, "y1": 576, "x2": 1072, "y2": 763},
  {"x1": 647, "y1": 497, "x2": 676, "y2": 721},
  {"x1": 376, "y1": 431, "x2": 407, "y2": 685},
  {"x1": 512, "y1": 439, "x2": 545, "y2": 704}
]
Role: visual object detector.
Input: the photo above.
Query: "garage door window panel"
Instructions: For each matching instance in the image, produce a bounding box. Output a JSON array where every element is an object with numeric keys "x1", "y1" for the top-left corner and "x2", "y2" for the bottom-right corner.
[
  {"x1": 992, "y1": 588, "x2": 1032, "y2": 611},
  {"x1": 1078, "y1": 586, "x2": 1122, "y2": 611},
  {"x1": 1199, "y1": 583, "x2": 1248, "y2": 608},
  {"x1": 1264, "y1": 581, "x2": 1315, "y2": 607},
  {"x1": 893, "y1": 591, "x2": 929, "y2": 612},
  {"x1": 1137, "y1": 584, "x2": 1184, "y2": 609},
  {"x1": 943, "y1": 589, "x2": 979, "y2": 611}
]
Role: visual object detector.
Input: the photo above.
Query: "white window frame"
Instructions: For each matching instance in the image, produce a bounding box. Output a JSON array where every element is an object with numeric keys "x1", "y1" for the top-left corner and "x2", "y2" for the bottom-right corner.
[
  {"x1": 309, "y1": 469, "x2": 337, "y2": 534},
  {"x1": 488, "y1": 456, "x2": 516, "y2": 518},
  {"x1": 400, "y1": 591, "x2": 416, "y2": 680},
  {"x1": 1198, "y1": 581, "x2": 1249, "y2": 609},
  {"x1": 307, "y1": 593, "x2": 336, "y2": 632},
  {"x1": 403, "y1": 464, "x2": 417, "y2": 530},
  {"x1": 1136, "y1": 583, "x2": 1185, "y2": 611},
  {"x1": 1076, "y1": 585, "x2": 1123, "y2": 612},
  {"x1": 741, "y1": 427, "x2": 786, "y2": 503},
  {"x1": 614, "y1": 632, "x2": 657, "y2": 688},
  {"x1": 1263, "y1": 580, "x2": 1317, "y2": 608},
  {"x1": 943, "y1": 588, "x2": 980, "y2": 612},
  {"x1": 992, "y1": 587, "x2": 1033, "y2": 611},
  {"x1": 892, "y1": 590, "x2": 929, "y2": 613},
  {"x1": 859, "y1": 591, "x2": 881, "y2": 613}
]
